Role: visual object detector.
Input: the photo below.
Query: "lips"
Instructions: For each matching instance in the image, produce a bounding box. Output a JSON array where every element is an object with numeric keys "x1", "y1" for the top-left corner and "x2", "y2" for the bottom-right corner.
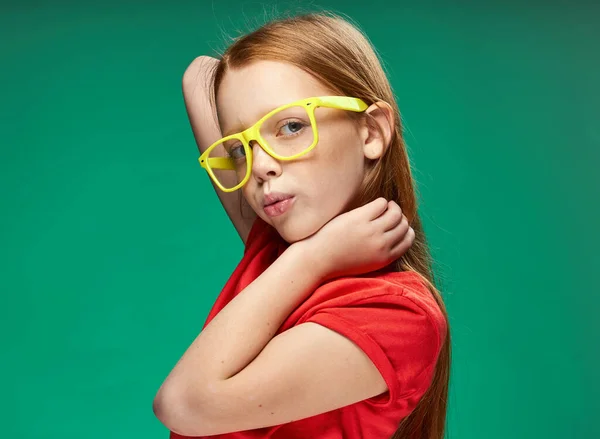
[
  {"x1": 262, "y1": 192, "x2": 296, "y2": 218},
  {"x1": 263, "y1": 192, "x2": 294, "y2": 207}
]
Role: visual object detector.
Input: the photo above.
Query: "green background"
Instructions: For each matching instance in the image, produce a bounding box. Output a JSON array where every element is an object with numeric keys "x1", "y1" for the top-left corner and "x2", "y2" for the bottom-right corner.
[{"x1": 1, "y1": 0, "x2": 598, "y2": 437}]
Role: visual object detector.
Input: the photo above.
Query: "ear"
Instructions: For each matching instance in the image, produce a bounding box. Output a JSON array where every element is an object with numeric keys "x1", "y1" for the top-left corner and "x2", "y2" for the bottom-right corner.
[{"x1": 360, "y1": 100, "x2": 394, "y2": 160}]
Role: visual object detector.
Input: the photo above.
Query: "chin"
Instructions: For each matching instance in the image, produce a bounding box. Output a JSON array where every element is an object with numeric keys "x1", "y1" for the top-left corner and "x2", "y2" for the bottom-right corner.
[
  {"x1": 273, "y1": 217, "x2": 323, "y2": 244},
  {"x1": 276, "y1": 225, "x2": 312, "y2": 244},
  {"x1": 263, "y1": 200, "x2": 340, "y2": 244}
]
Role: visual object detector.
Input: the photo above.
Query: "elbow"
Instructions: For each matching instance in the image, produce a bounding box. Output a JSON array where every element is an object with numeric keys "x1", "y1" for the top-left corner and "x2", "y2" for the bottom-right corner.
[
  {"x1": 153, "y1": 387, "x2": 182, "y2": 434},
  {"x1": 182, "y1": 56, "x2": 218, "y2": 92},
  {"x1": 152, "y1": 389, "x2": 169, "y2": 426},
  {"x1": 153, "y1": 384, "x2": 211, "y2": 437}
]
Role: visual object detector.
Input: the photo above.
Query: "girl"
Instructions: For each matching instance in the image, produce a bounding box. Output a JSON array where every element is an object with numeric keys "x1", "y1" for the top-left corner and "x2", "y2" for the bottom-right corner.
[{"x1": 154, "y1": 11, "x2": 451, "y2": 439}]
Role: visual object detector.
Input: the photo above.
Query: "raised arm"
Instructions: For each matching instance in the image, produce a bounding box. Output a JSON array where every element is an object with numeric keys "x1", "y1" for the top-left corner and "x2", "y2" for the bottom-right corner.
[{"x1": 182, "y1": 56, "x2": 257, "y2": 244}]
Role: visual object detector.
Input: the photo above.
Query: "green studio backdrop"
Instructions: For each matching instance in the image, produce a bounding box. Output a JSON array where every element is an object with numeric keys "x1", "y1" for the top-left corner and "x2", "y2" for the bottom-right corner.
[{"x1": 1, "y1": 0, "x2": 598, "y2": 438}]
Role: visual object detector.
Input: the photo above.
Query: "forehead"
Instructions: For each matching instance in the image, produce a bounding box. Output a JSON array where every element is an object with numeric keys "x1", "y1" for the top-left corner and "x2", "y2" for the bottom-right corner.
[{"x1": 216, "y1": 60, "x2": 332, "y2": 134}]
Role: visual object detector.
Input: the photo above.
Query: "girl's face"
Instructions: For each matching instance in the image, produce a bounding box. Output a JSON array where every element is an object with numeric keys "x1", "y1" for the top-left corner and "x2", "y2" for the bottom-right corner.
[{"x1": 216, "y1": 60, "x2": 386, "y2": 243}]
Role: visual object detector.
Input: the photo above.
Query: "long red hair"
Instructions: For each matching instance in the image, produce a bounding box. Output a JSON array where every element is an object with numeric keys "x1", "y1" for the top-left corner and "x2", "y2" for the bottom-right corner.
[{"x1": 207, "y1": 11, "x2": 451, "y2": 439}]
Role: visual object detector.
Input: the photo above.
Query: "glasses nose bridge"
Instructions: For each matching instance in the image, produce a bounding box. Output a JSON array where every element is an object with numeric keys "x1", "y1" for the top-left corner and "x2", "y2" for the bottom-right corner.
[
  {"x1": 240, "y1": 121, "x2": 262, "y2": 144},
  {"x1": 240, "y1": 125, "x2": 271, "y2": 159},
  {"x1": 246, "y1": 134, "x2": 280, "y2": 177},
  {"x1": 239, "y1": 126, "x2": 259, "y2": 153}
]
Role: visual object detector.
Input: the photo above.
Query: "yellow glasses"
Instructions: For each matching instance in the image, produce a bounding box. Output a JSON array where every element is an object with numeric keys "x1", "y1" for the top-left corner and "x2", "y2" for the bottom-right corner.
[{"x1": 198, "y1": 96, "x2": 368, "y2": 192}]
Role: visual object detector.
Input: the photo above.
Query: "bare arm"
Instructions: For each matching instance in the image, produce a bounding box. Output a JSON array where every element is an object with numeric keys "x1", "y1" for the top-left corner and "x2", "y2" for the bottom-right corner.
[
  {"x1": 152, "y1": 200, "x2": 420, "y2": 436},
  {"x1": 152, "y1": 242, "x2": 387, "y2": 436},
  {"x1": 182, "y1": 56, "x2": 257, "y2": 244}
]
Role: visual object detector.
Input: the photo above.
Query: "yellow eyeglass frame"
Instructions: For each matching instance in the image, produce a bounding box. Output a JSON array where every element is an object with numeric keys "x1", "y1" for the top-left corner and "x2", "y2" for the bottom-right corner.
[{"x1": 198, "y1": 95, "x2": 369, "y2": 192}]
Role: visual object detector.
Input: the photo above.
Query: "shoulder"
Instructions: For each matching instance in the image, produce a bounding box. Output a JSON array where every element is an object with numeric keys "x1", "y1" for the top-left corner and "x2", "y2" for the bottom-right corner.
[
  {"x1": 310, "y1": 270, "x2": 440, "y2": 311},
  {"x1": 302, "y1": 270, "x2": 447, "y2": 349},
  {"x1": 384, "y1": 271, "x2": 448, "y2": 337},
  {"x1": 297, "y1": 270, "x2": 447, "y2": 404}
]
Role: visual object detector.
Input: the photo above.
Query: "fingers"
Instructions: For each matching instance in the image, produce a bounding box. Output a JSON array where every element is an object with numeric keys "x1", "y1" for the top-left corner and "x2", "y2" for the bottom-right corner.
[
  {"x1": 365, "y1": 199, "x2": 414, "y2": 257},
  {"x1": 390, "y1": 225, "x2": 415, "y2": 257},
  {"x1": 373, "y1": 200, "x2": 414, "y2": 256},
  {"x1": 372, "y1": 200, "x2": 404, "y2": 232},
  {"x1": 383, "y1": 210, "x2": 411, "y2": 244},
  {"x1": 364, "y1": 197, "x2": 391, "y2": 221}
]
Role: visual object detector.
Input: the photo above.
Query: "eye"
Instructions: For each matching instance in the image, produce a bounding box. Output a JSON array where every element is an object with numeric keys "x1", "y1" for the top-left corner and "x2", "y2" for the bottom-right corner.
[
  {"x1": 277, "y1": 119, "x2": 307, "y2": 137},
  {"x1": 228, "y1": 144, "x2": 246, "y2": 160}
]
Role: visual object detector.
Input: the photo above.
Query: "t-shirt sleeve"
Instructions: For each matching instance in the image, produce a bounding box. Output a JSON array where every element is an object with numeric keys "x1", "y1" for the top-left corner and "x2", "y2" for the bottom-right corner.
[{"x1": 301, "y1": 278, "x2": 445, "y2": 407}]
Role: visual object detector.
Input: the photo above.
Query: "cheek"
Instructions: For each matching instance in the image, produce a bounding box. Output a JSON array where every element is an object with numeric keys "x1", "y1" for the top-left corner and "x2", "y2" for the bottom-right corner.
[
  {"x1": 300, "y1": 137, "x2": 365, "y2": 212},
  {"x1": 242, "y1": 185, "x2": 259, "y2": 212},
  {"x1": 315, "y1": 136, "x2": 365, "y2": 187}
]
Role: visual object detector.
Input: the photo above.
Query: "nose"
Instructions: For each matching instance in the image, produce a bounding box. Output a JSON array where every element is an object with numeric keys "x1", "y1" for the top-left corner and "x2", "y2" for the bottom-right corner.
[{"x1": 250, "y1": 141, "x2": 281, "y2": 183}]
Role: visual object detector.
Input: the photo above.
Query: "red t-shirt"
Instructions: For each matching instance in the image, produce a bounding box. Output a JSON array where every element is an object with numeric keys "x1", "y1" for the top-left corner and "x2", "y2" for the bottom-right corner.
[{"x1": 171, "y1": 217, "x2": 447, "y2": 439}]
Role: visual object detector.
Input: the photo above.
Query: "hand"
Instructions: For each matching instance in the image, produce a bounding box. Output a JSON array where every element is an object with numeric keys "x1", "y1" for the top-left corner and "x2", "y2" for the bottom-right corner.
[{"x1": 298, "y1": 198, "x2": 415, "y2": 282}]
